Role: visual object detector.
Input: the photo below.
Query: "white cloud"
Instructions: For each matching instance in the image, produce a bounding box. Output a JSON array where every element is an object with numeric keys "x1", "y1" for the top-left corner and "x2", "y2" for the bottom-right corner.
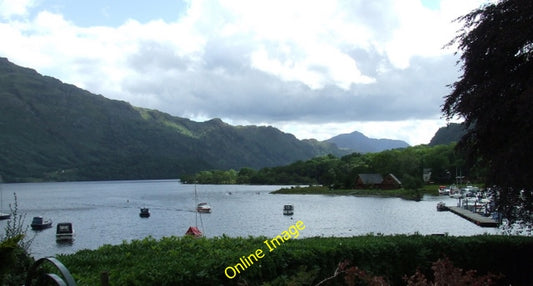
[
  {"x1": 381, "y1": 0, "x2": 486, "y2": 69},
  {"x1": 0, "y1": 0, "x2": 488, "y2": 145},
  {"x1": 251, "y1": 43, "x2": 375, "y2": 90},
  {"x1": 0, "y1": 0, "x2": 36, "y2": 19}
]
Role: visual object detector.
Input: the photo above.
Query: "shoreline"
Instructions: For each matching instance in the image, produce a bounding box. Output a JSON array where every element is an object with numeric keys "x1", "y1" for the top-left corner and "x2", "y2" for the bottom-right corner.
[{"x1": 271, "y1": 185, "x2": 438, "y2": 200}]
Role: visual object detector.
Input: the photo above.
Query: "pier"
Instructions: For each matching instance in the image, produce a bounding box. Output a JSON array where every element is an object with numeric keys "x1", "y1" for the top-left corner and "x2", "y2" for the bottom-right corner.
[{"x1": 446, "y1": 206, "x2": 499, "y2": 227}]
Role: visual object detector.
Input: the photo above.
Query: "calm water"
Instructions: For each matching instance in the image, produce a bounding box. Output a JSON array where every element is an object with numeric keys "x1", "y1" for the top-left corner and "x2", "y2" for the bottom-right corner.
[{"x1": 0, "y1": 180, "x2": 499, "y2": 258}]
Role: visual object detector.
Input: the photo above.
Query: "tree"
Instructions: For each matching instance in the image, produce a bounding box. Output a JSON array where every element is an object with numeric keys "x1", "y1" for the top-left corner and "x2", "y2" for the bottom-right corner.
[{"x1": 442, "y1": 0, "x2": 533, "y2": 223}]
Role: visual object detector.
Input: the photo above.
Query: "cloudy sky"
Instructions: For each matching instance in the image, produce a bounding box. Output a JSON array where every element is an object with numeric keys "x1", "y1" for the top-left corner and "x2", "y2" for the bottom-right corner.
[{"x1": 0, "y1": 0, "x2": 488, "y2": 145}]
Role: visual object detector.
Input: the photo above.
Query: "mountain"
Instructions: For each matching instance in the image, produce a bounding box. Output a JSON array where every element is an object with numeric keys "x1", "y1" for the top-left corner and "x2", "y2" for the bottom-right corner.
[
  {"x1": 325, "y1": 131, "x2": 410, "y2": 153},
  {"x1": 428, "y1": 123, "x2": 468, "y2": 146},
  {"x1": 0, "y1": 57, "x2": 345, "y2": 182}
]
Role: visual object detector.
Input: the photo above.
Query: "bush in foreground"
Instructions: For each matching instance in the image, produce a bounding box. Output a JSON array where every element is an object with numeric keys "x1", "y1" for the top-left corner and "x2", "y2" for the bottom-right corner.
[{"x1": 55, "y1": 234, "x2": 533, "y2": 285}]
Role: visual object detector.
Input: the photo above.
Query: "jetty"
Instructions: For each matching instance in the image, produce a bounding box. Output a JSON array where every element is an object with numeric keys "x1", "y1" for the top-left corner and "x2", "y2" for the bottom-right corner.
[{"x1": 446, "y1": 206, "x2": 499, "y2": 227}]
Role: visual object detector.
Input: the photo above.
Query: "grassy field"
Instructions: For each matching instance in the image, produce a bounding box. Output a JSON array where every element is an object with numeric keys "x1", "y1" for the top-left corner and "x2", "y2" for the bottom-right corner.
[{"x1": 271, "y1": 184, "x2": 440, "y2": 200}]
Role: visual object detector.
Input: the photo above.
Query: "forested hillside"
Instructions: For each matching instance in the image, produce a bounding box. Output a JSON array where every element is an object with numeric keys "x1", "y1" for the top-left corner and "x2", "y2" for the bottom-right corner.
[
  {"x1": 428, "y1": 123, "x2": 468, "y2": 146},
  {"x1": 0, "y1": 58, "x2": 344, "y2": 182},
  {"x1": 182, "y1": 143, "x2": 483, "y2": 189}
]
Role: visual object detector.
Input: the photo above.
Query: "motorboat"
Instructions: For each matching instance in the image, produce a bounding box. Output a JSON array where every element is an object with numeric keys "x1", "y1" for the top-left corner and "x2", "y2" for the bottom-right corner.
[
  {"x1": 436, "y1": 202, "x2": 448, "y2": 211},
  {"x1": 451, "y1": 192, "x2": 463, "y2": 199},
  {"x1": 0, "y1": 176, "x2": 9, "y2": 220},
  {"x1": 31, "y1": 216, "x2": 53, "y2": 230},
  {"x1": 56, "y1": 222, "x2": 74, "y2": 242},
  {"x1": 0, "y1": 212, "x2": 10, "y2": 220},
  {"x1": 283, "y1": 204, "x2": 294, "y2": 215},
  {"x1": 139, "y1": 207, "x2": 150, "y2": 218},
  {"x1": 438, "y1": 186, "x2": 450, "y2": 195},
  {"x1": 196, "y1": 202, "x2": 211, "y2": 213},
  {"x1": 448, "y1": 185, "x2": 460, "y2": 197}
]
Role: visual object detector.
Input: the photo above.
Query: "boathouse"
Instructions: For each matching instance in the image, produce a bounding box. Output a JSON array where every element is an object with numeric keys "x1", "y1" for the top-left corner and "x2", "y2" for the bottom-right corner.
[
  {"x1": 355, "y1": 174, "x2": 383, "y2": 189},
  {"x1": 382, "y1": 173, "x2": 402, "y2": 189},
  {"x1": 355, "y1": 173, "x2": 402, "y2": 189}
]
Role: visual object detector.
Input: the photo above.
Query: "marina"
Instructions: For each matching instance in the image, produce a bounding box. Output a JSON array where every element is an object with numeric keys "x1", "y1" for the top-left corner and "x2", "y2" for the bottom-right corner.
[
  {"x1": 445, "y1": 206, "x2": 499, "y2": 227},
  {"x1": 435, "y1": 184, "x2": 500, "y2": 227}
]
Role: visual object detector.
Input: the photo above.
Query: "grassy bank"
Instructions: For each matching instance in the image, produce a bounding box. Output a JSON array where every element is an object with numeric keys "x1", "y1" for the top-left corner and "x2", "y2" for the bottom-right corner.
[
  {"x1": 271, "y1": 185, "x2": 439, "y2": 200},
  {"x1": 54, "y1": 234, "x2": 533, "y2": 285}
]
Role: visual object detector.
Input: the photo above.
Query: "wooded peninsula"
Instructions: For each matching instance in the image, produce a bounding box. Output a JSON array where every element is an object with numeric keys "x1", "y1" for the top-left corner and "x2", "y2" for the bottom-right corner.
[{"x1": 181, "y1": 143, "x2": 478, "y2": 194}]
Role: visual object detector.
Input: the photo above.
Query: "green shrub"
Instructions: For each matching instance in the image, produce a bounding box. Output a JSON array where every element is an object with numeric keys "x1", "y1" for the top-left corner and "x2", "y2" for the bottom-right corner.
[
  {"x1": 0, "y1": 193, "x2": 34, "y2": 285},
  {"x1": 55, "y1": 234, "x2": 533, "y2": 285}
]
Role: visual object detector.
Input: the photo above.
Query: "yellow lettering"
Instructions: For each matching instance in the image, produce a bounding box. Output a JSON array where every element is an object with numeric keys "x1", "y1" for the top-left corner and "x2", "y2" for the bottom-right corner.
[
  {"x1": 247, "y1": 253, "x2": 259, "y2": 263},
  {"x1": 270, "y1": 235, "x2": 285, "y2": 247},
  {"x1": 255, "y1": 248, "x2": 264, "y2": 258},
  {"x1": 240, "y1": 257, "x2": 249, "y2": 268},
  {"x1": 295, "y1": 220, "x2": 305, "y2": 230},
  {"x1": 225, "y1": 266, "x2": 237, "y2": 279},
  {"x1": 288, "y1": 225, "x2": 299, "y2": 238},
  {"x1": 234, "y1": 262, "x2": 245, "y2": 272},
  {"x1": 264, "y1": 239, "x2": 274, "y2": 252},
  {"x1": 225, "y1": 221, "x2": 306, "y2": 279}
]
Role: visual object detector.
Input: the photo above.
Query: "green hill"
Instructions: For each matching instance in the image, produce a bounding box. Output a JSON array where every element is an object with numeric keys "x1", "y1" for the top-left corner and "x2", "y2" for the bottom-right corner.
[
  {"x1": 428, "y1": 123, "x2": 468, "y2": 146},
  {"x1": 0, "y1": 58, "x2": 344, "y2": 182}
]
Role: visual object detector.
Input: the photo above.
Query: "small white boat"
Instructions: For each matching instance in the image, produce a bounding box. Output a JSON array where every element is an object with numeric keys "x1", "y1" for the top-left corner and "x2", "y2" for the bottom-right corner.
[
  {"x1": 196, "y1": 202, "x2": 211, "y2": 213},
  {"x1": 283, "y1": 204, "x2": 294, "y2": 215},
  {"x1": 438, "y1": 186, "x2": 450, "y2": 195},
  {"x1": 56, "y1": 222, "x2": 74, "y2": 242},
  {"x1": 436, "y1": 202, "x2": 447, "y2": 211},
  {"x1": 448, "y1": 185, "x2": 460, "y2": 197},
  {"x1": 451, "y1": 192, "x2": 463, "y2": 199}
]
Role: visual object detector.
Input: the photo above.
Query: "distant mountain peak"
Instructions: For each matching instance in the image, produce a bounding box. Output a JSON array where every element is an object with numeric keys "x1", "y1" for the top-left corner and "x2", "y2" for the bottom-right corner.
[{"x1": 324, "y1": 130, "x2": 410, "y2": 153}]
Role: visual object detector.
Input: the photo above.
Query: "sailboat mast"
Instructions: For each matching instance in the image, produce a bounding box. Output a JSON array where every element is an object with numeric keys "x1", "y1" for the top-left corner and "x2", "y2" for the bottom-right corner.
[
  {"x1": 0, "y1": 175, "x2": 9, "y2": 220},
  {"x1": 0, "y1": 175, "x2": 3, "y2": 211},
  {"x1": 194, "y1": 183, "x2": 198, "y2": 205},
  {"x1": 194, "y1": 183, "x2": 198, "y2": 226}
]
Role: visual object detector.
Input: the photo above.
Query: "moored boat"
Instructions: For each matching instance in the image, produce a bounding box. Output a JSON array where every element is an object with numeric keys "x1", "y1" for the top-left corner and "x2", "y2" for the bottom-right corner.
[
  {"x1": 56, "y1": 222, "x2": 74, "y2": 242},
  {"x1": 0, "y1": 212, "x2": 10, "y2": 220},
  {"x1": 438, "y1": 186, "x2": 450, "y2": 195},
  {"x1": 196, "y1": 202, "x2": 211, "y2": 213},
  {"x1": 31, "y1": 216, "x2": 53, "y2": 230},
  {"x1": 283, "y1": 204, "x2": 294, "y2": 215},
  {"x1": 0, "y1": 176, "x2": 9, "y2": 220},
  {"x1": 186, "y1": 184, "x2": 206, "y2": 237},
  {"x1": 185, "y1": 226, "x2": 203, "y2": 237},
  {"x1": 436, "y1": 202, "x2": 448, "y2": 211},
  {"x1": 139, "y1": 207, "x2": 150, "y2": 218}
]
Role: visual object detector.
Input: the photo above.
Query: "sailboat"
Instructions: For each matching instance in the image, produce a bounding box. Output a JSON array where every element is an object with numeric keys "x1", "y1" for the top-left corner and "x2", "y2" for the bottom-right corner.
[
  {"x1": 0, "y1": 176, "x2": 11, "y2": 220},
  {"x1": 185, "y1": 184, "x2": 206, "y2": 237}
]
